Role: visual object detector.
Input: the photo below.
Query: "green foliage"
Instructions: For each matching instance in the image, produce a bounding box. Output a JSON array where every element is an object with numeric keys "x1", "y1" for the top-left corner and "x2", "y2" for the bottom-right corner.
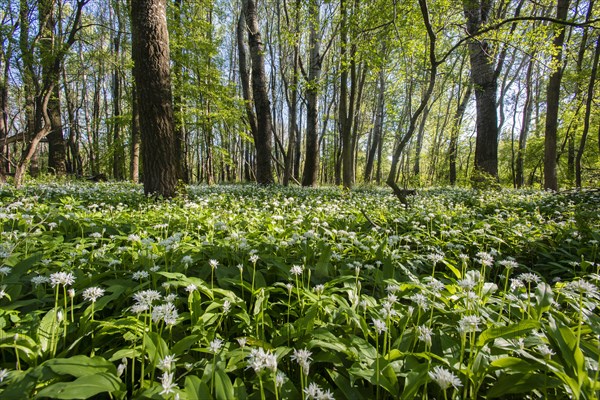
[{"x1": 0, "y1": 182, "x2": 599, "y2": 399}]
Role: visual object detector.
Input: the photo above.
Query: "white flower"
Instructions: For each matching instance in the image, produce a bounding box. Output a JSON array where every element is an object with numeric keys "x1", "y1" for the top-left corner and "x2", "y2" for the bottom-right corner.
[
  {"x1": 517, "y1": 273, "x2": 541, "y2": 284},
  {"x1": 372, "y1": 318, "x2": 387, "y2": 335},
  {"x1": 185, "y1": 284, "x2": 197, "y2": 293},
  {"x1": 476, "y1": 251, "x2": 494, "y2": 267},
  {"x1": 428, "y1": 365, "x2": 462, "y2": 391},
  {"x1": 275, "y1": 371, "x2": 285, "y2": 388},
  {"x1": 290, "y1": 348, "x2": 312, "y2": 375},
  {"x1": 68, "y1": 288, "x2": 75, "y2": 298},
  {"x1": 458, "y1": 315, "x2": 480, "y2": 333},
  {"x1": 237, "y1": 337, "x2": 247, "y2": 348},
  {"x1": 249, "y1": 254, "x2": 259, "y2": 264},
  {"x1": 209, "y1": 259, "x2": 219, "y2": 269},
  {"x1": 159, "y1": 371, "x2": 178, "y2": 395},
  {"x1": 210, "y1": 338, "x2": 224, "y2": 353},
  {"x1": 31, "y1": 275, "x2": 50, "y2": 287},
  {"x1": 50, "y1": 271, "x2": 76, "y2": 287},
  {"x1": 247, "y1": 347, "x2": 277, "y2": 373},
  {"x1": 0, "y1": 368, "x2": 9, "y2": 382},
  {"x1": 181, "y1": 255, "x2": 193, "y2": 265},
  {"x1": 152, "y1": 303, "x2": 179, "y2": 326},
  {"x1": 133, "y1": 290, "x2": 162, "y2": 308},
  {"x1": 132, "y1": 270, "x2": 149, "y2": 280},
  {"x1": 565, "y1": 279, "x2": 598, "y2": 294},
  {"x1": 158, "y1": 354, "x2": 178, "y2": 371},
  {"x1": 410, "y1": 293, "x2": 430, "y2": 310},
  {"x1": 290, "y1": 265, "x2": 303, "y2": 276},
  {"x1": 82, "y1": 287, "x2": 105, "y2": 303},
  {"x1": 223, "y1": 300, "x2": 231, "y2": 314},
  {"x1": 0, "y1": 266, "x2": 12, "y2": 276},
  {"x1": 418, "y1": 325, "x2": 433, "y2": 347},
  {"x1": 427, "y1": 253, "x2": 444, "y2": 265},
  {"x1": 536, "y1": 344, "x2": 555, "y2": 358},
  {"x1": 314, "y1": 284, "x2": 325, "y2": 295}
]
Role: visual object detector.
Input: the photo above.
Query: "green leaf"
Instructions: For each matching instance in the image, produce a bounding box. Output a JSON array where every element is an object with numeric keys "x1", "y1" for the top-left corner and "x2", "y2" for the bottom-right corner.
[
  {"x1": 184, "y1": 375, "x2": 211, "y2": 400},
  {"x1": 37, "y1": 308, "x2": 61, "y2": 355},
  {"x1": 487, "y1": 372, "x2": 559, "y2": 398},
  {"x1": 533, "y1": 282, "x2": 554, "y2": 317},
  {"x1": 213, "y1": 369, "x2": 234, "y2": 400},
  {"x1": 477, "y1": 319, "x2": 541, "y2": 347},
  {"x1": 44, "y1": 355, "x2": 117, "y2": 377},
  {"x1": 35, "y1": 372, "x2": 124, "y2": 399}
]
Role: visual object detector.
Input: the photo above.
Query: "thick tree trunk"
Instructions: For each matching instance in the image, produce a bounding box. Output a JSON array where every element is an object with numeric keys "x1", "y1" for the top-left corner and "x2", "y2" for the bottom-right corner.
[
  {"x1": 0, "y1": 49, "x2": 10, "y2": 181},
  {"x1": 302, "y1": 0, "x2": 321, "y2": 187},
  {"x1": 544, "y1": 0, "x2": 570, "y2": 191},
  {"x1": 130, "y1": 0, "x2": 179, "y2": 197},
  {"x1": 463, "y1": 0, "x2": 499, "y2": 182},
  {"x1": 243, "y1": 0, "x2": 274, "y2": 184}
]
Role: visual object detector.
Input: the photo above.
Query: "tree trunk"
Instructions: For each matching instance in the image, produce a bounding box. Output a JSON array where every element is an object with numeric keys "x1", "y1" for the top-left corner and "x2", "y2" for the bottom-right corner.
[
  {"x1": 302, "y1": 0, "x2": 322, "y2": 186},
  {"x1": 130, "y1": 0, "x2": 179, "y2": 197},
  {"x1": 47, "y1": 85, "x2": 67, "y2": 175},
  {"x1": 575, "y1": 35, "x2": 600, "y2": 187},
  {"x1": 462, "y1": 0, "x2": 499, "y2": 182},
  {"x1": 111, "y1": 2, "x2": 125, "y2": 180},
  {"x1": 515, "y1": 56, "x2": 534, "y2": 188},
  {"x1": 242, "y1": 0, "x2": 274, "y2": 184},
  {"x1": 449, "y1": 83, "x2": 471, "y2": 186},
  {"x1": 130, "y1": 83, "x2": 141, "y2": 183},
  {"x1": 543, "y1": 0, "x2": 570, "y2": 191},
  {"x1": 365, "y1": 67, "x2": 385, "y2": 183},
  {"x1": 412, "y1": 104, "x2": 430, "y2": 179}
]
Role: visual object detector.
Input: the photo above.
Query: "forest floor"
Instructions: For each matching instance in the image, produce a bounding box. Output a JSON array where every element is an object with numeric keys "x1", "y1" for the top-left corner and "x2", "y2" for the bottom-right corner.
[{"x1": 0, "y1": 182, "x2": 598, "y2": 399}]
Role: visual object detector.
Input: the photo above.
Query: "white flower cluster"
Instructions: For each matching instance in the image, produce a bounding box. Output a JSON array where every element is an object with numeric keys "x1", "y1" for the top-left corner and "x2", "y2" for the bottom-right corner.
[{"x1": 247, "y1": 347, "x2": 277, "y2": 374}]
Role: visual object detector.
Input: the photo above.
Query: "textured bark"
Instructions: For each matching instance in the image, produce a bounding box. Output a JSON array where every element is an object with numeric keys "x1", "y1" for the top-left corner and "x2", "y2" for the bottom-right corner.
[
  {"x1": 130, "y1": 0, "x2": 179, "y2": 197},
  {"x1": 575, "y1": 35, "x2": 600, "y2": 187},
  {"x1": 463, "y1": 0, "x2": 499, "y2": 181},
  {"x1": 111, "y1": 4, "x2": 125, "y2": 180},
  {"x1": 242, "y1": 0, "x2": 274, "y2": 184},
  {"x1": 302, "y1": 0, "x2": 321, "y2": 186},
  {"x1": 130, "y1": 84, "x2": 141, "y2": 183},
  {"x1": 62, "y1": 69, "x2": 83, "y2": 176},
  {"x1": 449, "y1": 83, "x2": 472, "y2": 185},
  {"x1": 364, "y1": 67, "x2": 385, "y2": 183},
  {"x1": 543, "y1": 0, "x2": 570, "y2": 191},
  {"x1": 515, "y1": 57, "x2": 534, "y2": 188},
  {"x1": 47, "y1": 85, "x2": 67, "y2": 175}
]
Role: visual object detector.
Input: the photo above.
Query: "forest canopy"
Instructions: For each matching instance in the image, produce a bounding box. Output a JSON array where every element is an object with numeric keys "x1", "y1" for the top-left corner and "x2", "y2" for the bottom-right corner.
[{"x1": 0, "y1": 0, "x2": 599, "y2": 193}]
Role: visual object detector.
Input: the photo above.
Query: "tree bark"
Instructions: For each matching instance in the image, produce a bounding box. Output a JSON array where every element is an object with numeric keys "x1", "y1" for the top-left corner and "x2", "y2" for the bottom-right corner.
[
  {"x1": 130, "y1": 0, "x2": 179, "y2": 197},
  {"x1": 365, "y1": 66, "x2": 385, "y2": 183},
  {"x1": 242, "y1": 0, "x2": 274, "y2": 184},
  {"x1": 302, "y1": 0, "x2": 322, "y2": 186},
  {"x1": 449, "y1": 83, "x2": 472, "y2": 185},
  {"x1": 130, "y1": 83, "x2": 141, "y2": 183},
  {"x1": 462, "y1": 0, "x2": 499, "y2": 182},
  {"x1": 543, "y1": 0, "x2": 570, "y2": 191},
  {"x1": 575, "y1": 35, "x2": 600, "y2": 187},
  {"x1": 515, "y1": 56, "x2": 534, "y2": 188}
]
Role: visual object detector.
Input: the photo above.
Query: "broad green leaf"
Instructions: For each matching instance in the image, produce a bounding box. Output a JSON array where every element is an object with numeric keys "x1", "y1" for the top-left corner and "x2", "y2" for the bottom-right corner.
[
  {"x1": 184, "y1": 375, "x2": 211, "y2": 400},
  {"x1": 37, "y1": 308, "x2": 61, "y2": 355},
  {"x1": 477, "y1": 319, "x2": 541, "y2": 347},
  {"x1": 35, "y1": 372, "x2": 124, "y2": 399},
  {"x1": 44, "y1": 355, "x2": 117, "y2": 377},
  {"x1": 487, "y1": 372, "x2": 560, "y2": 398},
  {"x1": 213, "y1": 369, "x2": 234, "y2": 400}
]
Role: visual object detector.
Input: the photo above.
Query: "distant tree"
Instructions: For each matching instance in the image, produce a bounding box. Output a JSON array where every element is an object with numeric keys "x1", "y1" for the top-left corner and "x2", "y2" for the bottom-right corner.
[
  {"x1": 130, "y1": 0, "x2": 179, "y2": 197},
  {"x1": 13, "y1": 0, "x2": 88, "y2": 187},
  {"x1": 544, "y1": 0, "x2": 570, "y2": 191}
]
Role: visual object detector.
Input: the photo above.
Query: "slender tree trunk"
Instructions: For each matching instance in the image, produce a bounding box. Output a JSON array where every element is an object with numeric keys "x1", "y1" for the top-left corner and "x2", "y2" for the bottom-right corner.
[
  {"x1": 412, "y1": 104, "x2": 430, "y2": 179},
  {"x1": 575, "y1": 35, "x2": 600, "y2": 187},
  {"x1": 173, "y1": 0, "x2": 188, "y2": 183},
  {"x1": 130, "y1": 0, "x2": 179, "y2": 197},
  {"x1": 449, "y1": 83, "x2": 472, "y2": 186},
  {"x1": 111, "y1": 1, "x2": 125, "y2": 180},
  {"x1": 387, "y1": 0, "x2": 438, "y2": 201},
  {"x1": 130, "y1": 83, "x2": 141, "y2": 183},
  {"x1": 365, "y1": 67, "x2": 385, "y2": 183},
  {"x1": 516, "y1": 56, "x2": 534, "y2": 188},
  {"x1": 544, "y1": 0, "x2": 570, "y2": 191},
  {"x1": 242, "y1": 0, "x2": 274, "y2": 184}
]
